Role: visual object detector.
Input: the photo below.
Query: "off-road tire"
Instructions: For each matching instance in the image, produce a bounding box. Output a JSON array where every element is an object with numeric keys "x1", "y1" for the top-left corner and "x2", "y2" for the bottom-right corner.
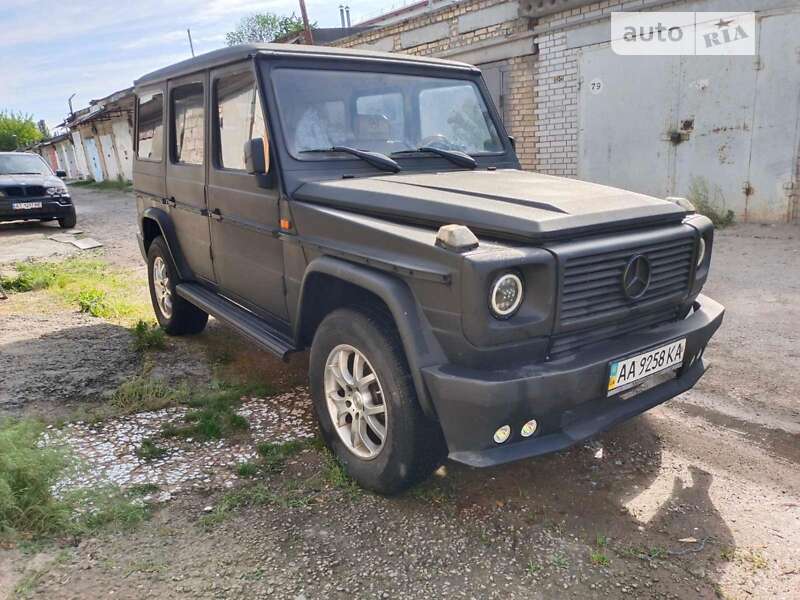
[
  {"x1": 147, "y1": 236, "x2": 208, "y2": 335},
  {"x1": 58, "y1": 207, "x2": 77, "y2": 229},
  {"x1": 310, "y1": 306, "x2": 447, "y2": 495}
]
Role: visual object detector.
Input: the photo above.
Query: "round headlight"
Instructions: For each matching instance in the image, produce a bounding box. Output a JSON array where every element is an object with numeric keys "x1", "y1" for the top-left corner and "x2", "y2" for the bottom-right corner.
[
  {"x1": 696, "y1": 237, "x2": 706, "y2": 266},
  {"x1": 490, "y1": 272, "x2": 523, "y2": 318}
]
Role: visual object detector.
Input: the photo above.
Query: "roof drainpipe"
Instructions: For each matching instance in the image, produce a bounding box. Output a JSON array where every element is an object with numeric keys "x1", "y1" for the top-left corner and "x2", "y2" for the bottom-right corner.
[
  {"x1": 339, "y1": 5, "x2": 346, "y2": 27},
  {"x1": 345, "y1": 5, "x2": 351, "y2": 27}
]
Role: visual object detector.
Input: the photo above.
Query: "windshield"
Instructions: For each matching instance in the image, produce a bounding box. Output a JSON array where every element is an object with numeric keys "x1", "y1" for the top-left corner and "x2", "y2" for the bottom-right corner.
[
  {"x1": 0, "y1": 154, "x2": 52, "y2": 176},
  {"x1": 271, "y1": 68, "x2": 505, "y2": 160}
]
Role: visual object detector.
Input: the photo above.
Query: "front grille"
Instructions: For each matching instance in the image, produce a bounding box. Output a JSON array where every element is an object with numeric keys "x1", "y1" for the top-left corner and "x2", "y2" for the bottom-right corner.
[
  {"x1": 1, "y1": 186, "x2": 46, "y2": 197},
  {"x1": 559, "y1": 233, "x2": 695, "y2": 328},
  {"x1": 2, "y1": 186, "x2": 24, "y2": 197},
  {"x1": 549, "y1": 308, "x2": 680, "y2": 358}
]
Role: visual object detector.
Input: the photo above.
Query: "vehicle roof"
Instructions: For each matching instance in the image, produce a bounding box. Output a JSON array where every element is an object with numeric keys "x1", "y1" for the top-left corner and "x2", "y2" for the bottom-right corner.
[{"x1": 134, "y1": 43, "x2": 478, "y2": 87}]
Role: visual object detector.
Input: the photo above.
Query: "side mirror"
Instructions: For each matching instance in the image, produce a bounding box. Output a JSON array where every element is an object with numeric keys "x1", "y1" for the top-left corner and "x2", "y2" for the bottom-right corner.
[
  {"x1": 244, "y1": 138, "x2": 267, "y2": 175},
  {"x1": 56, "y1": 170, "x2": 67, "y2": 178}
]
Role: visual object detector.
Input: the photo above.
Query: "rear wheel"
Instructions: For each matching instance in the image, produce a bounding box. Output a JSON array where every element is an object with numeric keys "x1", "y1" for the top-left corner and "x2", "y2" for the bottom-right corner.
[
  {"x1": 310, "y1": 307, "x2": 447, "y2": 495},
  {"x1": 58, "y1": 207, "x2": 77, "y2": 229},
  {"x1": 147, "y1": 236, "x2": 208, "y2": 335}
]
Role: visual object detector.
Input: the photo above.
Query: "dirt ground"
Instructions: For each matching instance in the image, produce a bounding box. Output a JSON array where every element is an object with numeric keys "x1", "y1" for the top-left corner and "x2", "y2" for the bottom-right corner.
[{"x1": 1, "y1": 187, "x2": 798, "y2": 599}]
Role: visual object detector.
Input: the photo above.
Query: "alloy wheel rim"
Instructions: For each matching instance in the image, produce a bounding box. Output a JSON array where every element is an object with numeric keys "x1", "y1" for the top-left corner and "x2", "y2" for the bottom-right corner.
[
  {"x1": 152, "y1": 256, "x2": 173, "y2": 319},
  {"x1": 324, "y1": 344, "x2": 387, "y2": 460}
]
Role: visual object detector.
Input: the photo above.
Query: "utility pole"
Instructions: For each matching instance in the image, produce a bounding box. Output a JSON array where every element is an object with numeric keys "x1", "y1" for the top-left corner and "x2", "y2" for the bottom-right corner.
[
  {"x1": 187, "y1": 29, "x2": 195, "y2": 57},
  {"x1": 68, "y1": 93, "x2": 76, "y2": 117},
  {"x1": 298, "y1": 0, "x2": 314, "y2": 44}
]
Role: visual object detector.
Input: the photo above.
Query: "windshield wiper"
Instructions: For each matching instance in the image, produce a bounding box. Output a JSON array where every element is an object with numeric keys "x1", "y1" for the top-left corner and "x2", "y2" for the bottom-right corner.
[
  {"x1": 299, "y1": 146, "x2": 401, "y2": 173},
  {"x1": 392, "y1": 146, "x2": 477, "y2": 169}
]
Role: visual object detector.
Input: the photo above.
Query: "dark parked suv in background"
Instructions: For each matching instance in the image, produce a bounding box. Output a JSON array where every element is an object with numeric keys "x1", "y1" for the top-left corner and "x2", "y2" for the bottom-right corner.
[
  {"x1": 0, "y1": 152, "x2": 76, "y2": 228},
  {"x1": 133, "y1": 44, "x2": 724, "y2": 494}
]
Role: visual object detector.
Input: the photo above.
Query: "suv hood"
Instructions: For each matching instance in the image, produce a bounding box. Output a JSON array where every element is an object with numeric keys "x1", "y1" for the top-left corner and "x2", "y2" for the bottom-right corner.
[
  {"x1": 0, "y1": 174, "x2": 63, "y2": 187},
  {"x1": 293, "y1": 170, "x2": 686, "y2": 242}
]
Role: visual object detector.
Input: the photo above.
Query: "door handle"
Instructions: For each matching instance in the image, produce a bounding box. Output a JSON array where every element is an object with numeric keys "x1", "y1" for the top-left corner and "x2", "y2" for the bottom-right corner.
[{"x1": 210, "y1": 208, "x2": 223, "y2": 221}]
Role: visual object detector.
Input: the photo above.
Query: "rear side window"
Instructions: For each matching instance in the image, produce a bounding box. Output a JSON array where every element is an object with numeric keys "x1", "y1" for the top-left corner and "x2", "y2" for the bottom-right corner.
[
  {"x1": 137, "y1": 92, "x2": 164, "y2": 161},
  {"x1": 172, "y1": 83, "x2": 204, "y2": 165},
  {"x1": 215, "y1": 71, "x2": 266, "y2": 170}
]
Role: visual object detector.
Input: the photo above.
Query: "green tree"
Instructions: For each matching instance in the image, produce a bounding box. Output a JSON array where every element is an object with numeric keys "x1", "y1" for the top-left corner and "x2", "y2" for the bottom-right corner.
[
  {"x1": 225, "y1": 13, "x2": 309, "y2": 46},
  {"x1": 0, "y1": 110, "x2": 42, "y2": 151}
]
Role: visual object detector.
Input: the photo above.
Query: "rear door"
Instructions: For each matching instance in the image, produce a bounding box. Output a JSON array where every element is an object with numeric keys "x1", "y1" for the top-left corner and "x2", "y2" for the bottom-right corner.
[
  {"x1": 207, "y1": 62, "x2": 287, "y2": 320},
  {"x1": 166, "y1": 74, "x2": 215, "y2": 283}
]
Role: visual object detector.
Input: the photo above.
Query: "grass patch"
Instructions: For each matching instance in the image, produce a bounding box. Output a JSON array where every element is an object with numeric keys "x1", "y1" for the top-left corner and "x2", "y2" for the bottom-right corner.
[
  {"x1": 198, "y1": 485, "x2": 278, "y2": 529},
  {"x1": 0, "y1": 419, "x2": 71, "y2": 538},
  {"x1": 69, "y1": 179, "x2": 132, "y2": 192},
  {"x1": 1, "y1": 419, "x2": 149, "y2": 541},
  {"x1": 0, "y1": 257, "x2": 150, "y2": 323},
  {"x1": 131, "y1": 320, "x2": 166, "y2": 352},
  {"x1": 236, "y1": 462, "x2": 260, "y2": 478},
  {"x1": 321, "y1": 449, "x2": 361, "y2": 499},
  {"x1": 689, "y1": 177, "x2": 736, "y2": 228},
  {"x1": 159, "y1": 382, "x2": 275, "y2": 442},
  {"x1": 590, "y1": 549, "x2": 610, "y2": 566},
  {"x1": 135, "y1": 439, "x2": 167, "y2": 461},
  {"x1": 256, "y1": 440, "x2": 307, "y2": 473},
  {"x1": 111, "y1": 377, "x2": 189, "y2": 415},
  {"x1": 550, "y1": 553, "x2": 569, "y2": 569}
]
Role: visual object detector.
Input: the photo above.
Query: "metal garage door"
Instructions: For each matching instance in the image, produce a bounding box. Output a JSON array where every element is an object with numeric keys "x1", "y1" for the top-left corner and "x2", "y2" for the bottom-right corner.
[{"x1": 577, "y1": 11, "x2": 800, "y2": 222}]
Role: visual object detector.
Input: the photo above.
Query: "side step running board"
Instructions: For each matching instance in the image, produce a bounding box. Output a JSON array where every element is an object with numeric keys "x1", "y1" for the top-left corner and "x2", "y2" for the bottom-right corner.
[{"x1": 176, "y1": 283, "x2": 296, "y2": 360}]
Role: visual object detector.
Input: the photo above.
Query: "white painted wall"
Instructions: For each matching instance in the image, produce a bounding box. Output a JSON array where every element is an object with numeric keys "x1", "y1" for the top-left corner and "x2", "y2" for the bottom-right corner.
[{"x1": 111, "y1": 120, "x2": 134, "y2": 181}]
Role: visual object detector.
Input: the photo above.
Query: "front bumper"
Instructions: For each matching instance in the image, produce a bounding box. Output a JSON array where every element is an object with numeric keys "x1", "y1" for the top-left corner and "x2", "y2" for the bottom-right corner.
[
  {"x1": 422, "y1": 294, "x2": 724, "y2": 467},
  {"x1": 0, "y1": 197, "x2": 73, "y2": 222}
]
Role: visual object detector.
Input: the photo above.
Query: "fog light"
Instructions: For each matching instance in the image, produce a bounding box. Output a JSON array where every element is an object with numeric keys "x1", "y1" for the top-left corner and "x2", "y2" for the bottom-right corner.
[
  {"x1": 493, "y1": 425, "x2": 511, "y2": 444},
  {"x1": 521, "y1": 419, "x2": 538, "y2": 437}
]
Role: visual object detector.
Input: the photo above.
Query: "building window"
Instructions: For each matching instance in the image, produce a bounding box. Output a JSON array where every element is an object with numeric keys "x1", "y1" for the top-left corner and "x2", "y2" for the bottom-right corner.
[
  {"x1": 215, "y1": 71, "x2": 266, "y2": 170},
  {"x1": 172, "y1": 83, "x2": 204, "y2": 165},
  {"x1": 137, "y1": 92, "x2": 163, "y2": 161}
]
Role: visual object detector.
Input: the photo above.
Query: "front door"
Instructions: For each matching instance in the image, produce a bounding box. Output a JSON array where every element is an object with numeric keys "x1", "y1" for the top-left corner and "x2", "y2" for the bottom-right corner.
[
  {"x1": 207, "y1": 63, "x2": 287, "y2": 320},
  {"x1": 166, "y1": 75, "x2": 215, "y2": 283}
]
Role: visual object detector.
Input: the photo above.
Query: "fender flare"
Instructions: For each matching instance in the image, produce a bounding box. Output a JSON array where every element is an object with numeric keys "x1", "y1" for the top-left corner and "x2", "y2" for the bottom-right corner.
[
  {"x1": 141, "y1": 207, "x2": 192, "y2": 281},
  {"x1": 296, "y1": 256, "x2": 447, "y2": 418}
]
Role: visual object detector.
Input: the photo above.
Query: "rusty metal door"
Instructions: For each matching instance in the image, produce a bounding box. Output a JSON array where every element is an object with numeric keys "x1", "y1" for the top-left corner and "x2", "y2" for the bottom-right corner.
[
  {"x1": 577, "y1": 9, "x2": 800, "y2": 223},
  {"x1": 745, "y1": 12, "x2": 800, "y2": 222},
  {"x1": 577, "y1": 50, "x2": 679, "y2": 199}
]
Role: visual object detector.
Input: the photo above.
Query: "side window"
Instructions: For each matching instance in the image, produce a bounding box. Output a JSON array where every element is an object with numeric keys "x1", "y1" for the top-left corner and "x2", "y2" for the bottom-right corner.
[
  {"x1": 172, "y1": 82, "x2": 204, "y2": 165},
  {"x1": 137, "y1": 92, "x2": 163, "y2": 161},
  {"x1": 215, "y1": 71, "x2": 266, "y2": 170},
  {"x1": 356, "y1": 92, "x2": 404, "y2": 141}
]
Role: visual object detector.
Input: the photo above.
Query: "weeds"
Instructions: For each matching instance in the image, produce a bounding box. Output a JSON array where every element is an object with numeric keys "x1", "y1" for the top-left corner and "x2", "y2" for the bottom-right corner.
[
  {"x1": 0, "y1": 419, "x2": 71, "y2": 537},
  {"x1": 590, "y1": 550, "x2": 610, "y2": 566},
  {"x1": 131, "y1": 320, "x2": 166, "y2": 352},
  {"x1": 111, "y1": 377, "x2": 189, "y2": 415},
  {"x1": 135, "y1": 439, "x2": 167, "y2": 461},
  {"x1": 256, "y1": 440, "x2": 307, "y2": 473},
  {"x1": 236, "y1": 462, "x2": 260, "y2": 478},
  {"x1": 0, "y1": 257, "x2": 150, "y2": 323},
  {"x1": 550, "y1": 553, "x2": 569, "y2": 569},
  {"x1": 0, "y1": 419, "x2": 149, "y2": 541},
  {"x1": 321, "y1": 449, "x2": 361, "y2": 499},
  {"x1": 527, "y1": 559, "x2": 542, "y2": 575},
  {"x1": 688, "y1": 177, "x2": 736, "y2": 228}
]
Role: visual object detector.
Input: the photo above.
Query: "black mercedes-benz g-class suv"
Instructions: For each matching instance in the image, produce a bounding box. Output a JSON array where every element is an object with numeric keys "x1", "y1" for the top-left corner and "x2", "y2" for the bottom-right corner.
[
  {"x1": 0, "y1": 152, "x2": 76, "y2": 228},
  {"x1": 133, "y1": 44, "x2": 724, "y2": 494}
]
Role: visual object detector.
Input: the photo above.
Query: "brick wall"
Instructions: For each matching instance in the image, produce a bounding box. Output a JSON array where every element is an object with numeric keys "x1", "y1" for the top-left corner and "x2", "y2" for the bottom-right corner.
[{"x1": 332, "y1": 0, "x2": 538, "y2": 169}]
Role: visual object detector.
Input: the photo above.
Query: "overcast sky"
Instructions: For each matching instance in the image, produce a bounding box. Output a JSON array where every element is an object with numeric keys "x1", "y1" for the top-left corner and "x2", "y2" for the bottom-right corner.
[{"x1": 0, "y1": 0, "x2": 402, "y2": 130}]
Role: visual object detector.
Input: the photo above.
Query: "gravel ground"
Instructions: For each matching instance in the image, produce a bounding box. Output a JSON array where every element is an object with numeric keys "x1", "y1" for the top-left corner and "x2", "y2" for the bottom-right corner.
[{"x1": 1, "y1": 187, "x2": 798, "y2": 599}]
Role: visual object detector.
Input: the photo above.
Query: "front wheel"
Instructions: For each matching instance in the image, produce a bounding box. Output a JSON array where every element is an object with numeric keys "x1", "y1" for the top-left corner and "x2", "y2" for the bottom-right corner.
[
  {"x1": 147, "y1": 236, "x2": 208, "y2": 335},
  {"x1": 310, "y1": 307, "x2": 447, "y2": 495},
  {"x1": 58, "y1": 207, "x2": 77, "y2": 229}
]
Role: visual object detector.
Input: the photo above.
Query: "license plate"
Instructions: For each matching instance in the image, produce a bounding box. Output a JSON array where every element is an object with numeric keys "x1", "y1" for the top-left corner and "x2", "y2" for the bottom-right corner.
[
  {"x1": 12, "y1": 202, "x2": 42, "y2": 210},
  {"x1": 607, "y1": 338, "x2": 686, "y2": 396}
]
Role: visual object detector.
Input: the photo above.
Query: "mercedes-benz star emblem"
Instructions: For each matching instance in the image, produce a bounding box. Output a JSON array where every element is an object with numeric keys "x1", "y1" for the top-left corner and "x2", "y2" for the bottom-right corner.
[{"x1": 622, "y1": 255, "x2": 652, "y2": 299}]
